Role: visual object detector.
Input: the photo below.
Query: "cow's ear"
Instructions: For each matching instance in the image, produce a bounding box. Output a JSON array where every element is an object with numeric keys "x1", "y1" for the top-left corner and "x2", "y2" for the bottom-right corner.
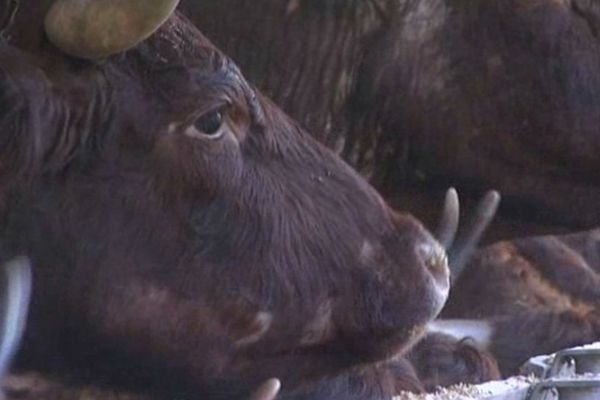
[{"x1": 44, "y1": 0, "x2": 180, "y2": 60}]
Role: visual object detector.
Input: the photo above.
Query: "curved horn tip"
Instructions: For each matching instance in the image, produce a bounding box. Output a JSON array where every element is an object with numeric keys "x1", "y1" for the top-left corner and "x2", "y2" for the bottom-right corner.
[
  {"x1": 478, "y1": 190, "x2": 501, "y2": 218},
  {"x1": 44, "y1": 0, "x2": 181, "y2": 60},
  {"x1": 447, "y1": 189, "x2": 500, "y2": 283},
  {"x1": 436, "y1": 187, "x2": 460, "y2": 249},
  {"x1": 445, "y1": 187, "x2": 460, "y2": 216},
  {"x1": 446, "y1": 187, "x2": 459, "y2": 202},
  {"x1": 250, "y1": 378, "x2": 281, "y2": 400}
]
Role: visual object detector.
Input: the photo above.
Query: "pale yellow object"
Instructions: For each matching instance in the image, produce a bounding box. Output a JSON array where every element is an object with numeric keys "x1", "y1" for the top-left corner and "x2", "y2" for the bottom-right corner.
[{"x1": 44, "y1": 0, "x2": 180, "y2": 59}]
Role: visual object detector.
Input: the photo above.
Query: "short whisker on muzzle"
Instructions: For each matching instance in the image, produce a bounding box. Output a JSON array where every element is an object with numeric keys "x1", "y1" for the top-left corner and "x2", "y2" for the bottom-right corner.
[
  {"x1": 417, "y1": 242, "x2": 448, "y2": 277},
  {"x1": 427, "y1": 247, "x2": 449, "y2": 275}
]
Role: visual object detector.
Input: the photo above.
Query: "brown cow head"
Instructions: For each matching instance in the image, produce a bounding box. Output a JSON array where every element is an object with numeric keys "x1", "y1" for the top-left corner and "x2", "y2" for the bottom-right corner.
[{"x1": 0, "y1": 1, "x2": 450, "y2": 398}]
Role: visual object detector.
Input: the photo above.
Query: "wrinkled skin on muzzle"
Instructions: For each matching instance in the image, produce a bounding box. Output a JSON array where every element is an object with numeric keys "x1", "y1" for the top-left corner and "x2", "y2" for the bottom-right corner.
[{"x1": 0, "y1": 3, "x2": 449, "y2": 399}]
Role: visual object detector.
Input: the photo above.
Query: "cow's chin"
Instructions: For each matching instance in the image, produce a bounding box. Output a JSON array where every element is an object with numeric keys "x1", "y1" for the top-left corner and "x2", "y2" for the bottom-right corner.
[
  {"x1": 419, "y1": 269, "x2": 450, "y2": 328},
  {"x1": 409, "y1": 286, "x2": 449, "y2": 344},
  {"x1": 401, "y1": 246, "x2": 451, "y2": 333},
  {"x1": 394, "y1": 263, "x2": 451, "y2": 356},
  {"x1": 398, "y1": 324, "x2": 430, "y2": 357}
]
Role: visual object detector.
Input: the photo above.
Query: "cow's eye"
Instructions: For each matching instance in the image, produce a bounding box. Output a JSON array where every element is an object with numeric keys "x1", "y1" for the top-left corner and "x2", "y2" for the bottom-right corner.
[{"x1": 194, "y1": 107, "x2": 225, "y2": 138}]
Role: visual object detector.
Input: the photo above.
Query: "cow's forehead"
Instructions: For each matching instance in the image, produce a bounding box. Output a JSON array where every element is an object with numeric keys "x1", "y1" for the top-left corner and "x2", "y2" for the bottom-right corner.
[
  {"x1": 128, "y1": 13, "x2": 224, "y2": 70},
  {"x1": 2, "y1": 5, "x2": 252, "y2": 110},
  {"x1": 112, "y1": 16, "x2": 257, "y2": 126}
]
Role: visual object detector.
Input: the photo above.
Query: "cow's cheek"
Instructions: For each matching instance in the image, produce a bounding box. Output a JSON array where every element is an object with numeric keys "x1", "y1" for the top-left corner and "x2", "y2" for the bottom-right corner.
[{"x1": 153, "y1": 131, "x2": 244, "y2": 196}]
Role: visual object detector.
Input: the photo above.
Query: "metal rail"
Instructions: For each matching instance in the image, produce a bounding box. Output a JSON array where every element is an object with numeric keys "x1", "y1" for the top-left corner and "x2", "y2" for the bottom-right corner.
[{"x1": 394, "y1": 342, "x2": 600, "y2": 400}]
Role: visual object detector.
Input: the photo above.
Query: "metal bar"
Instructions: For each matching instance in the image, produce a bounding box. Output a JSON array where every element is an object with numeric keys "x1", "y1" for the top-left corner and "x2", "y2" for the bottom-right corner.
[
  {"x1": 527, "y1": 379, "x2": 600, "y2": 400},
  {"x1": 547, "y1": 349, "x2": 600, "y2": 377}
]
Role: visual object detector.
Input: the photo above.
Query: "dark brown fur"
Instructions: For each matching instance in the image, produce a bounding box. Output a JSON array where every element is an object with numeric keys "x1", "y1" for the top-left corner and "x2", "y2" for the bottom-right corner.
[
  {"x1": 408, "y1": 333, "x2": 500, "y2": 391},
  {"x1": 0, "y1": 362, "x2": 423, "y2": 400},
  {"x1": 0, "y1": 3, "x2": 450, "y2": 400},
  {"x1": 182, "y1": 0, "x2": 600, "y2": 229}
]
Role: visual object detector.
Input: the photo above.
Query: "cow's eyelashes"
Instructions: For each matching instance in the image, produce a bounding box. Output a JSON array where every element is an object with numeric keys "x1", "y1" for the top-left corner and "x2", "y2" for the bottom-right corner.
[{"x1": 194, "y1": 105, "x2": 229, "y2": 139}]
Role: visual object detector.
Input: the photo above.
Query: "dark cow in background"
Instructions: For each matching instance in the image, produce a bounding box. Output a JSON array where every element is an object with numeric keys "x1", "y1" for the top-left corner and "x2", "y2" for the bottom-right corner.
[
  {"x1": 0, "y1": 0, "x2": 488, "y2": 399},
  {"x1": 181, "y1": 0, "x2": 600, "y2": 231},
  {"x1": 408, "y1": 332, "x2": 500, "y2": 391},
  {"x1": 435, "y1": 228, "x2": 600, "y2": 376}
]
